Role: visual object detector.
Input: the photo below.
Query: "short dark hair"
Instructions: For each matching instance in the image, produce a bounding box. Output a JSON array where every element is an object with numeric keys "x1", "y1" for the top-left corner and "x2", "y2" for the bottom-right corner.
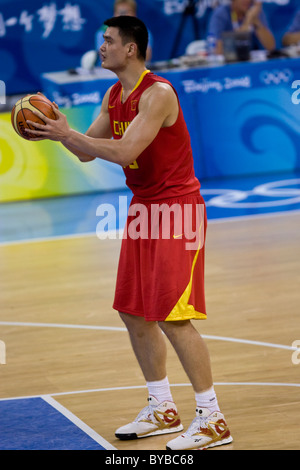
[{"x1": 104, "y1": 16, "x2": 148, "y2": 61}]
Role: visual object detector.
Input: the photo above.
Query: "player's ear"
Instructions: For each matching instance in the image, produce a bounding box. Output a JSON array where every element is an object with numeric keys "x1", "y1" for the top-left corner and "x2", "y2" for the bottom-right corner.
[{"x1": 127, "y1": 42, "x2": 137, "y2": 57}]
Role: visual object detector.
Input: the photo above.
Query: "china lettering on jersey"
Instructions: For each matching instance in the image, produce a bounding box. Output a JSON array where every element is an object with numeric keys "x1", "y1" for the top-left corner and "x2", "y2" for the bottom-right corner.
[{"x1": 108, "y1": 70, "x2": 200, "y2": 200}]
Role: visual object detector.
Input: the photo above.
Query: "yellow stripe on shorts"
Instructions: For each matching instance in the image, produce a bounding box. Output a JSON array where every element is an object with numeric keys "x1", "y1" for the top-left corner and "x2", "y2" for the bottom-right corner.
[{"x1": 165, "y1": 222, "x2": 206, "y2": 322}]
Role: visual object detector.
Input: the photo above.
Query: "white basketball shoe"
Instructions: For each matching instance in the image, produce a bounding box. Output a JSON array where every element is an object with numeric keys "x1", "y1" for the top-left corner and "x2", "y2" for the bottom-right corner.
[
  {"x1": 166, "y1": 407, "x2": 233, "y2": 450},
  {"x1": 115, "y1": 396, "x2": 183, "y2": 440}
]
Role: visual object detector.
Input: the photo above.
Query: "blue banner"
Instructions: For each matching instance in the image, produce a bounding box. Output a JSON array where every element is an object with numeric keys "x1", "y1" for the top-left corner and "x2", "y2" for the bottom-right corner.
[
  {"x1": 41, "y1": 57, "x2": 300, "y2": 181},
  {"x1": 158, "y1": 58, "x2": 300, "y2": 178},
  {"x1": 0, "y1": 0, "x2": 299, "y2": 96}
]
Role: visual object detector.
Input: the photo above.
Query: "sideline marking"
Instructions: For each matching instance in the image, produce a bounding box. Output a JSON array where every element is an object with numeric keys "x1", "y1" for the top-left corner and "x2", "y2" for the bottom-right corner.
[
  {"x1": 42, "y1": 395, "x2": 117, "y2": 450},
  {"x1": 0, "y1": 321, "x2": 297, "y2": 351},
  {"x1": 1, "y1": 381, "x2": 299, "y2": 403},
  {"x1": 1, "y1": 382, "x2": 298, "y2": 450},
  {"x1": 0, "y1": 321, "x2": 127, "y2": 332}
]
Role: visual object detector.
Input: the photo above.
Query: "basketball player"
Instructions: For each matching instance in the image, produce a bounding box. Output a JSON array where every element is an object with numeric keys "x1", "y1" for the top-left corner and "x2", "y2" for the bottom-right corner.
[{"x1": 26, "y1": 16, "x2": 233, "y2": 450}]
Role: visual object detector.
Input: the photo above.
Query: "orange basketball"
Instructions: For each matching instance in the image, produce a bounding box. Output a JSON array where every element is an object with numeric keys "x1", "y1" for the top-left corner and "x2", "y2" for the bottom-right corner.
[{"x1": 11, "y1": 94, "x2": 57, "y2": 140}]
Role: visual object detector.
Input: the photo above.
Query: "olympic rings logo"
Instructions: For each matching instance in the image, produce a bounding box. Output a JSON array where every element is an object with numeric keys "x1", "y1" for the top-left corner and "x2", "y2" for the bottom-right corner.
[
  {"x1": 260, "y1": 69, "x2": 293, "y2": 86},
  {"x1": 203, "y1": 179, "x2": 300, "y2": 209}
]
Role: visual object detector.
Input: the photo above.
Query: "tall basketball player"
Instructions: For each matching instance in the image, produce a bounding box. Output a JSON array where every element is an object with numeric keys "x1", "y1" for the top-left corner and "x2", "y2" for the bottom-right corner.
[{"x1": 27, "y1": 16, "x2": 233, "y2": 450}]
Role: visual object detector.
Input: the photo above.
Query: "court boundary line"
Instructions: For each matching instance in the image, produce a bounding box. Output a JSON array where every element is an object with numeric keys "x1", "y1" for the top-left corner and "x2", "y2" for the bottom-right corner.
[
  {"x1": 42, "y1": 395, "x2": 117, "y2": 450},
  {"x1": 1, "y1": 382, "x2": 298, "y2": 451},
  {"x1": 1, "y1": 381, "x2": 299, "y2": 403},
  {"x1": 0, "y1": 321, "x2": 297, "y2": 352},
  {"x1": 0, "y1": 208, "x2": 300, "y2": 248}
]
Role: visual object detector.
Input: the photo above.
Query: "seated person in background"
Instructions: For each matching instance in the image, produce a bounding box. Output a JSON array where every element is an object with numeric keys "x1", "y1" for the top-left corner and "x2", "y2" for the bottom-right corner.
[
  {"x1": 95, "y1": 0, "x2": 153, "y2": 62},
  {"x1": 282, "y1": 10, "x2": 300, "y2": 46},
  {"x1": 207, "y1": 0, "x2": 275, "y2": 55}
]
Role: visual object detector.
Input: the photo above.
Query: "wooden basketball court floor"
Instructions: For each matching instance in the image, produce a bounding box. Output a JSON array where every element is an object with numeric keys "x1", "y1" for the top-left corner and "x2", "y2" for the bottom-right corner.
[{"x1": 0, "y1": 173, "x2": 300, "y2": 450}]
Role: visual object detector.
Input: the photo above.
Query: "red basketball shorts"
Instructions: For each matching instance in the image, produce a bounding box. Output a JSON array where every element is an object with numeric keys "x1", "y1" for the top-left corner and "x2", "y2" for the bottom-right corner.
[{"x1": 113, "y1": 191, "x2": 207, "y2": 322}]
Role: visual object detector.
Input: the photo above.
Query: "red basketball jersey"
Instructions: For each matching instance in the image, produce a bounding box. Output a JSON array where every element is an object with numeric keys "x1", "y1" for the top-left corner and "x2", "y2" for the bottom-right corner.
[{"x1": 108, "y1": 70, "x2": 200, "y2": 200}]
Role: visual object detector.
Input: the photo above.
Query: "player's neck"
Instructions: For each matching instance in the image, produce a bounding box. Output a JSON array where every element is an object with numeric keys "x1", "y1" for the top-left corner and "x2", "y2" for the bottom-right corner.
[{"x1": 118, "y1": 63, "x2": 148, "y2": 102}]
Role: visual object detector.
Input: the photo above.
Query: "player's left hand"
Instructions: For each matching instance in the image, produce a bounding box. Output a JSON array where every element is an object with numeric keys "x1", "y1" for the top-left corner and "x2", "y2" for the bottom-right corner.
[{"x1": 26, "y1": 102, "x2": 70, "y2": 142}]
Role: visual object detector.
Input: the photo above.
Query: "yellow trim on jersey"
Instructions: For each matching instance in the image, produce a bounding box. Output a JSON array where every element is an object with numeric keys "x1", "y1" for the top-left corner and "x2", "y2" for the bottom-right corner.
[
  {"x1": 120, "y1": 69, "x2": 151, "y2": 102},
  {"x1": 165, "y1": 222, "x2": 206, "y2": 322}
]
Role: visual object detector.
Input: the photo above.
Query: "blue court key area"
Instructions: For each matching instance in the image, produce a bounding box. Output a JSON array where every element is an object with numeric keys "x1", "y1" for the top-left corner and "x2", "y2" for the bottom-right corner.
[{"x1": 0, "y1": 398, "x2": 105, "y2": 450}]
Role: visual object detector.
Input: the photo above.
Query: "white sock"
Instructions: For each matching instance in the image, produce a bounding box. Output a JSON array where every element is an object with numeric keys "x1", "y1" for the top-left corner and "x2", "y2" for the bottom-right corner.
[
  {"x1": 146, "y1": 377, "x2": 173, "y2": 403},
  {"x1": 195, "y1": 386, "x2": 220, "y2": 413}
]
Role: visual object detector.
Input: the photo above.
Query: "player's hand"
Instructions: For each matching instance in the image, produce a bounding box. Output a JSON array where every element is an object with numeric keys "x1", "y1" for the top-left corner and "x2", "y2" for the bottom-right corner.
[{"x1": 26, "y1": 104, "x2": 70, "y2": 142}]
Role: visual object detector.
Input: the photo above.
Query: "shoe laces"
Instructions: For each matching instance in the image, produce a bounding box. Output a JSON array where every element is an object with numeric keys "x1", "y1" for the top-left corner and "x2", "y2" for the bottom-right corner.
[
  {"x1": 185, "y1": 407, "x2": 217, "y2": 437},
  {"x1": 185, "y1": 415, "x2": 208, "y2": 437},
  {"x1": 134, "y1": 403, "x2": 156, "y2": 424}
]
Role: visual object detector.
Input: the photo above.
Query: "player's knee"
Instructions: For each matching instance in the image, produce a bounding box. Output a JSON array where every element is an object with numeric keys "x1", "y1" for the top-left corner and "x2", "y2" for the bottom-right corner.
[
  {"x1": 158, "y1": 319, "x2": 190, "y2": 337},
  {"x1": 119, "y1": 311, "x2": 145, "y2": 331},
  {"x1": 119, "y1": 311, "x2": 133, "y2": 325}
]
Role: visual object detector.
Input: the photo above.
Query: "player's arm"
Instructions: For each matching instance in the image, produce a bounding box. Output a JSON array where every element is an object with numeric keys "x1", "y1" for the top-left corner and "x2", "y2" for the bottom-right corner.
[
  {"x1": 26, "y1": 83, "x2": 178, "y2": 167},
  {"x1": 58, "y1": 88, "x2": 113, "y2": 162}
]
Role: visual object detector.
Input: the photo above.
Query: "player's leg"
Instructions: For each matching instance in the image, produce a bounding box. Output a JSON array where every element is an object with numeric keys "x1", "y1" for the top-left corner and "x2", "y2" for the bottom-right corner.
[
  {"x1": 160, "y1": 320, "x2": 233, "y2": 450},
  {"x1": 119, "y1": 312, "x2": 167, "y2": 382},
  {"x1": 158, "y1": 319, "x2": 213, "y2": 393},
  {"x1": 115, "y1": 312, "x2": 183, "y2": 440}
]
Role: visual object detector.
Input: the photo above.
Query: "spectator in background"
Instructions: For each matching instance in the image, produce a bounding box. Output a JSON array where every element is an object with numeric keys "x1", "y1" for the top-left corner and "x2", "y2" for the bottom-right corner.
[
  {"x1": 95, "y1": 0, "x2": 153, "y2": 62},
  {"x1": 282, "y1": 10, "x2": 300, "y2": 47},
  {"x1": 208, "y1": 0, "x2": 275, "y2": 55}
]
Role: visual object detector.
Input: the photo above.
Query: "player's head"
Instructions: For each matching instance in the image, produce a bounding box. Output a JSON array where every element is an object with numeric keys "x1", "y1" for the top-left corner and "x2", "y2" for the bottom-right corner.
[
  {"x1": 114, "y1": 0, "x2": 137, "y2": 17},
  {"x1": 104, "y1": 16, "x2": 148, "y2": 61}
]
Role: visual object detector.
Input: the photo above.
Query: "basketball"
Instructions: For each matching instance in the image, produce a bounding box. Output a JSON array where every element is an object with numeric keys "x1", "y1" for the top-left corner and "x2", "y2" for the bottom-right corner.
[{"x1": 11, "y1": 94, "x2": 57, "y2": 140}]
